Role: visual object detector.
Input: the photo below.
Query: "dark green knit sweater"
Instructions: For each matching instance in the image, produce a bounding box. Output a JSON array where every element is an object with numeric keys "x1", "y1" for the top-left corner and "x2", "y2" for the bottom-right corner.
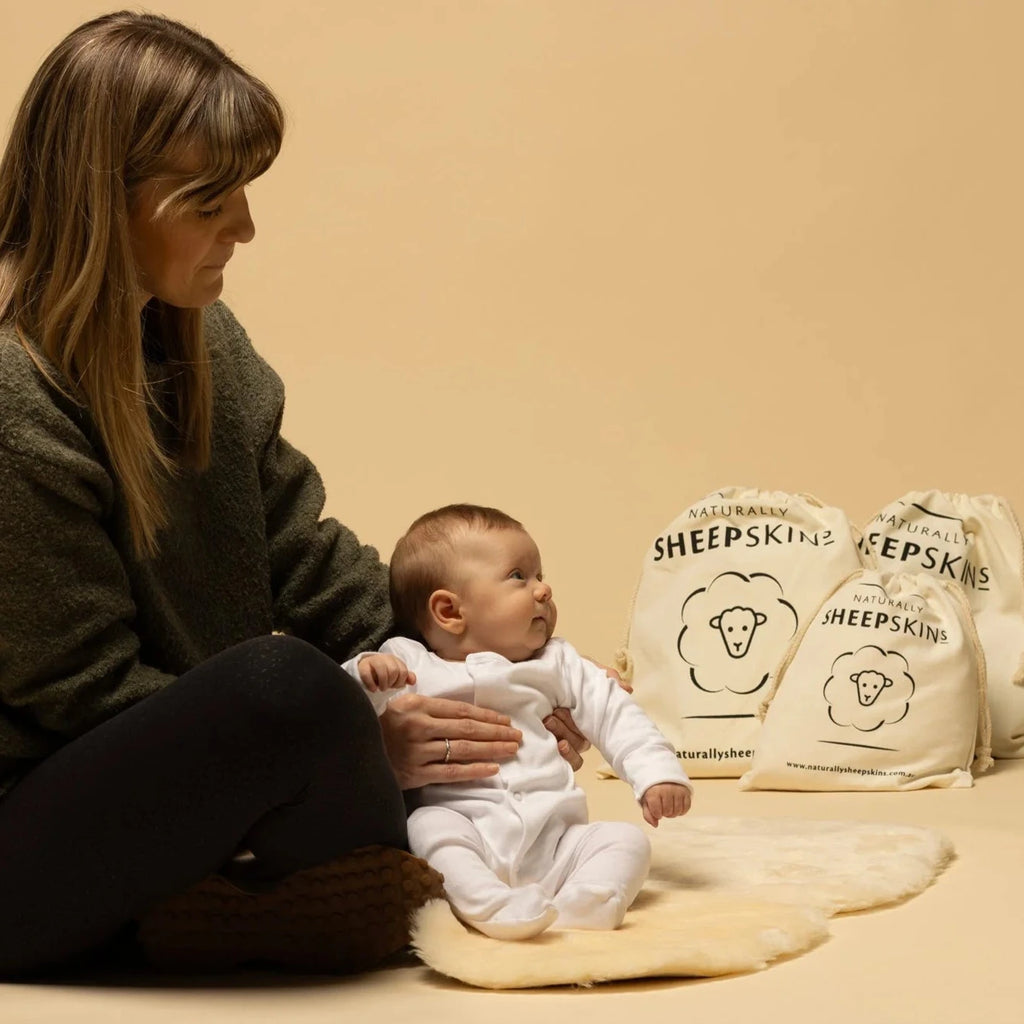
[{"x1": 0, "y1": 302, "x2": 392, "y2": 791}]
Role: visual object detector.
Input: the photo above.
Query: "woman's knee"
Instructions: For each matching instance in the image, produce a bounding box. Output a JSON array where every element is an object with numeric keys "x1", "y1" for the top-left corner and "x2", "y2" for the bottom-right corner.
[{"x1": 187, "y1": 634, "x2": 377, "y2": 746}]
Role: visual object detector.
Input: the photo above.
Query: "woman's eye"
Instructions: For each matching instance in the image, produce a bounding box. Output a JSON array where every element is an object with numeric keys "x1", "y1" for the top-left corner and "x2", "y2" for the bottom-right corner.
[{"x1": 196, "y1": 206, "x2": 223, "y2": 221}]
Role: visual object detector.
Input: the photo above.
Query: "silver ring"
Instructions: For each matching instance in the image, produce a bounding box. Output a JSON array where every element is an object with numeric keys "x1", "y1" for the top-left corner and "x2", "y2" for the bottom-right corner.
[{"x1": 443, "y1": 737, "x2": 451, "y2": 764}]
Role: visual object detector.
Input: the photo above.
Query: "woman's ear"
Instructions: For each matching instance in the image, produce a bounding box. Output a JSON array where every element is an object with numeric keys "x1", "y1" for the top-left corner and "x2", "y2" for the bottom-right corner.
[{"x1": 428, "y1": 589, "x2": 465, "y2": 635}]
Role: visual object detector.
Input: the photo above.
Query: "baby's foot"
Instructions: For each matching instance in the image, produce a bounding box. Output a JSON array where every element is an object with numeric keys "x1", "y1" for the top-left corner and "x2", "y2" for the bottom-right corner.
[
  {"x1": 552, "y1": 883, "x2": 628, "y2": 930},
  {"x1": 460, "y1": 884, "x2": 558, "y2": 940}
]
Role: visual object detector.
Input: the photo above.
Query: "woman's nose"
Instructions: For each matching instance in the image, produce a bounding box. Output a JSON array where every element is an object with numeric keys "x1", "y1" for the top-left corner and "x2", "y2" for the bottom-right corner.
[{"x1": 221, "y1": 189, "x2": 256, "y2": 244}]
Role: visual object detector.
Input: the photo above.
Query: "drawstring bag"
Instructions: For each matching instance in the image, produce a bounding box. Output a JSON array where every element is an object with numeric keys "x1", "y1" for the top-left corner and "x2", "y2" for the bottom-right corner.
[
  {"x1": 614, "y1": 487, "x2": 866, "y2": 777},
  {"x1": 739, "y1": 569, "x2": 992, "y2": 791},
  {"x1": 860, "y1": 491, "x2": 1024, "y2": 758}
]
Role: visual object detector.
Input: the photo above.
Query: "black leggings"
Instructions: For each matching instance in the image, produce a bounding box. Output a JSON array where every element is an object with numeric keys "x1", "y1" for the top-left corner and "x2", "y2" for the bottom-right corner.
[{"x1": 0, "y1": 635, "x2": 407, "y2": 976}]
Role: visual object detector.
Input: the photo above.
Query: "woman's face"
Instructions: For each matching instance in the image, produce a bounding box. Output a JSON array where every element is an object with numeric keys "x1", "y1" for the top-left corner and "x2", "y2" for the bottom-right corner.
[{"x1": 129, "y1": 169, "x2": 256, "y2": 310}]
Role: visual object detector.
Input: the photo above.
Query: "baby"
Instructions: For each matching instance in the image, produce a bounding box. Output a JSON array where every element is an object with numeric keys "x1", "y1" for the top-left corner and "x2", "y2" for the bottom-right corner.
[{"x1": 343, "y1": 504, "x2": 692, "y2": 939}]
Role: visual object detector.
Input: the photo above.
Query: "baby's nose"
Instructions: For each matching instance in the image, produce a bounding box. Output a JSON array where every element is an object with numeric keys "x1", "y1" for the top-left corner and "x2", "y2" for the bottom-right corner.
[{"x1": 535, "y1": 582, "x2": 553, "y2": 602}]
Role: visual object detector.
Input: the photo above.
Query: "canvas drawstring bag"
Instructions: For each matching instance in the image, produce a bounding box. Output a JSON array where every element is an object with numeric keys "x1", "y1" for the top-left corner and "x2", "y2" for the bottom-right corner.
[
  {"x1": 614, "y1": 487, "x2": 866, "y2": 777},
  {"x1": 739, "y1": 569, "x2": 992, "y2": 791},
  {"x1": 860, "y1": 491, "x2": 1024, "y2": 758}
]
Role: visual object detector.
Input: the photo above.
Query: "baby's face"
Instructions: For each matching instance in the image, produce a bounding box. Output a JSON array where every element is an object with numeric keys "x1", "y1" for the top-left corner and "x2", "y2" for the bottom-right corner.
[{"x1": 452, "y1": 527, "x2": 557, "y2": 662}]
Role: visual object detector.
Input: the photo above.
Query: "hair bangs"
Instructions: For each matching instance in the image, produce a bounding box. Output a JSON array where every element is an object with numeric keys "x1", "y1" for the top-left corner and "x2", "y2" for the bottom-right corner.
[{"x1": 157, "y1": 65, "x2": 283, "y2": 216}]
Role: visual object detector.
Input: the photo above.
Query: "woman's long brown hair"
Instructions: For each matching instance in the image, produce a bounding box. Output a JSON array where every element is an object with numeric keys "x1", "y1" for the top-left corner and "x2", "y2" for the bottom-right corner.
[{"x1": 0, "y1": 11, "x2": 284, "y2": 556}]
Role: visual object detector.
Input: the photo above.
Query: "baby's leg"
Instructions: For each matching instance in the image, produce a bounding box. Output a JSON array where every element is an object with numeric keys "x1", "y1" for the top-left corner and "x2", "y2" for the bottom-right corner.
[
  {"x1": 408, "y1": 807, "x2": 557, "y2": 940},
  {"x1": 550, "y1": 821, "x2": 651, "y2": 930}
]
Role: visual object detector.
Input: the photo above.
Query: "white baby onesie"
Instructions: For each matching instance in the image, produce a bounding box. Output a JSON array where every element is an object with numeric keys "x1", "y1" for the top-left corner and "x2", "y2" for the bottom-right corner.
[{"x1": 344, "y1": 637, "x2": 691, "y2": 937}]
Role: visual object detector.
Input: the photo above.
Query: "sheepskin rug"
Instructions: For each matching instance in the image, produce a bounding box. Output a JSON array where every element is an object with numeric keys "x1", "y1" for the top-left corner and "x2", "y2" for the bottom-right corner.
[{"x1": 410, "y1": 815, "x2": 954, "y2": 989}]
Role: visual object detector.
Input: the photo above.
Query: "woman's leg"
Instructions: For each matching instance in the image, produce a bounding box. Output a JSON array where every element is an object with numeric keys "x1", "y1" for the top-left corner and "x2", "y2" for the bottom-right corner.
[{"x1": 0, "y1": 635, "x2": 407, "y2": 975}]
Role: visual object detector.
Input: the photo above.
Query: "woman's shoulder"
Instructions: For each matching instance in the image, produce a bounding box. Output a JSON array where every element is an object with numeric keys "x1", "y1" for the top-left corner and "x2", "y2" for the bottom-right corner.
[
  {"x1": 202, "y1": 299, "x2": 247, "y2": 346},
  {"x1": 0, "y1": 322, "x2": 51, "y2": 384},
  {"x1": 202, "y1": 301, "x2": 284, "y2": 398},
  {"x1": 0, "y1": 325, "x2": 96, "y2": 464}
]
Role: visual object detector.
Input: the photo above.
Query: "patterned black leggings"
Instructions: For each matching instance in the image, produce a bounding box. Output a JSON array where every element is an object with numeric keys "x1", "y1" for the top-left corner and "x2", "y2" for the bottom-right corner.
[{"x1": 0, "y1": 635, "x2": 407, "y2": 975}]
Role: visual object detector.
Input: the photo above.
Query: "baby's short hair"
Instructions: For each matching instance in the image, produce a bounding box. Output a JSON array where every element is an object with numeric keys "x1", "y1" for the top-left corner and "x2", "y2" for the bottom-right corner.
[{"x1": 389, "y1": 503, "x2": 524, "y2": 637}]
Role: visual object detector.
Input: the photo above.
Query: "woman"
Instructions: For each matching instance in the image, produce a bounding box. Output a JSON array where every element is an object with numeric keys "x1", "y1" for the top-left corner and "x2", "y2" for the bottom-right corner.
[{"x1": 0, "y1": 11, "x2": 592, "y2": 976}]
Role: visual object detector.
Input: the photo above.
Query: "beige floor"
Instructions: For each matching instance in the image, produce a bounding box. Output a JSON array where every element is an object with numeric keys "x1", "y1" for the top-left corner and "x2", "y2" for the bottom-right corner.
[{"x1": 5, "y1": 756, "x2": 1022, "y2": 1024}]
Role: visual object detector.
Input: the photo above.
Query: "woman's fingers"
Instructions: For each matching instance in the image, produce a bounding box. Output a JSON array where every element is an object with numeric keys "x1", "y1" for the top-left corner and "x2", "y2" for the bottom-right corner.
[
  {"x1": 422, "y1": 695, "x2": 521, "y2": 736},
  {"x1": 445, "y1": 736, "x2": 521, "y2": 764},
  {"x1": 582, "y1": 655, "x2": 632, "y2": 693},
  {"x1": 378, "y1": 693, "x2": 522, "y2": 789},
  {"x1": 391, "y1": 693, "x2": 519, "y2": 734},
  {"x1": 544, "y1": 707, "x2": 591, "y2": 753},
  {"x1": 427, "y1": 736, "x2": 520, "y2": 767},
  {"x1": 413, "y1": 759, "x2": 506, "y2": 785},
  {"x1": 556, "y1": 738, "x2": 584, "y2": 771},
  {"x1": 441, "y1": 718, "x2": 522, "y2": 748},
  {"x1": 543, "y1": 709, "x2": 590, "y2": 772}
]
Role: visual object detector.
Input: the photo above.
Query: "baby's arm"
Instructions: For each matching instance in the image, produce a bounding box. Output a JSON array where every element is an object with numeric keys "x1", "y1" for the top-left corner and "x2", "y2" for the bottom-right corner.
[
  {"x1": 640, "y1": 782, "x2": 692, "y2": 828},
  {"x1": 558, "y1": 640, "x2": 693, "y2": 809},
  {"x1": 355, "y1": 652, "x2": 416, "y2": 693}
]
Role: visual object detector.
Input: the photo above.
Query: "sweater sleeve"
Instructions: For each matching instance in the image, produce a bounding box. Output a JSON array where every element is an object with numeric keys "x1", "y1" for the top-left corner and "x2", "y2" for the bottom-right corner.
[
  {"x1": 260, "y1": 429, "x2": 394, "y2": 659},
  {"x1": 0, "y1": 360, "x2": 174, "y2": 754},
  {"x1": 205, "y1": 305, "x2": 393, "y2": 661},
  {"x1": 557, "y1": 641, "x2": 692, "y2": 801}
]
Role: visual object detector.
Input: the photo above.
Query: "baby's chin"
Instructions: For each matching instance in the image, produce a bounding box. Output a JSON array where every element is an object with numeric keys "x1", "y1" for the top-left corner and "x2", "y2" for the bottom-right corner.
[{"x1": 502, "y1": 636, "x2": 552, "y2": 663}]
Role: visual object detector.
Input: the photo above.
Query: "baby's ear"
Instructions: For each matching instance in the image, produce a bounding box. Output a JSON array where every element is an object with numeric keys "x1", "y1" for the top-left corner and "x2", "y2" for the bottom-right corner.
[{"x1": 428, "y1": 589, "x2": 465, "y2": 635}]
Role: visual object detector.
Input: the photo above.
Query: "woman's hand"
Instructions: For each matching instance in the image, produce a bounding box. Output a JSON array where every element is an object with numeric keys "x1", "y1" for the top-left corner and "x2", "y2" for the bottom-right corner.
[
  {"x1": 590, "y1": 657, "x2": 632, "y2": 693},
  {"x1": 543, "y1": 707, "x2": 591, "y2": 770},
  {"x1": 379, "y1": 692, "x2": 523, "y2": 790},
  {"x1": 544, "y1": 656, "x2": 632, "y2": 770}
]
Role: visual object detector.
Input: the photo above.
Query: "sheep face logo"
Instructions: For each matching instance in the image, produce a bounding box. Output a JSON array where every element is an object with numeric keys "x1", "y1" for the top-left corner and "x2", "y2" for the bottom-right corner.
[
  {"x1": 851, "y1": 669, "x2": 892, "y2": 707},
  {"x1": 824, "y1": 647, "x2": 914, "y2": 732},
  {"x1": 678, "y1": 572, "x2": 798, "y2": 695},
  {"x1": 709, "y1": 607, "x2": 768, "y2": 659}
]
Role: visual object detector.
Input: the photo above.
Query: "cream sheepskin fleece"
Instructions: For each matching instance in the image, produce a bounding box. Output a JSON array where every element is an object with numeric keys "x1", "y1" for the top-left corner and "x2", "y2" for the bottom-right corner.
[{"x1": 410, "y1": 815, "x2": 953, "y2": 989}]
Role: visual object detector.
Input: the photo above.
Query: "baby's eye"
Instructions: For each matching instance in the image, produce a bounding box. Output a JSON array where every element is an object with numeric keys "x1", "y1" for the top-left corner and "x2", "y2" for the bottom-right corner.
[{"x1": 508, "y1": 569, "x2": 525, "y2": 581}]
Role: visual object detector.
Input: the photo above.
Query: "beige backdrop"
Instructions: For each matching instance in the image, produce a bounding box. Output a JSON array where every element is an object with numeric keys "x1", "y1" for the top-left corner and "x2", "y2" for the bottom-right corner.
[{"x1": 3, "y1": 1, "x2": 1022, "y2": 662}]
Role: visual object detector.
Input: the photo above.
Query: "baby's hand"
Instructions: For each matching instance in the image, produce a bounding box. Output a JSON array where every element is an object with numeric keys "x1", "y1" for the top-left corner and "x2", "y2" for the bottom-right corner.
[
  {"x1": 357, "y1": 653, "x2": 416, "y2": 693},
  {"x1": 640, "y1": 783, "x2": 692, "y2": 828}
]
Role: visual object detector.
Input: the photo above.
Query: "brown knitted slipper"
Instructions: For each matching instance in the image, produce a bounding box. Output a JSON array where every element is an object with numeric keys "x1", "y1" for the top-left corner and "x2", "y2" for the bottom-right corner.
[{"x1": 136, "y1": 845, "x2": 445, "y2": 973}]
